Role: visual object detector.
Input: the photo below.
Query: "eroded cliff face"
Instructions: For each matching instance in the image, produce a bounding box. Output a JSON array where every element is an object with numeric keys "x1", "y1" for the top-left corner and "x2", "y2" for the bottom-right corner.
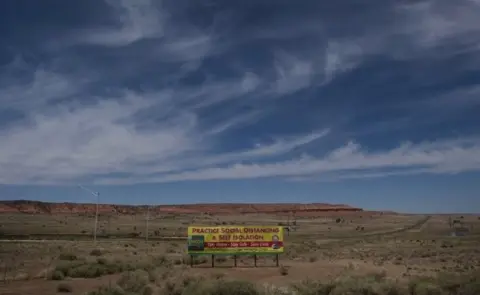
[{"x1": 0, "y1": 200, "x2": 363, "y2": 215}]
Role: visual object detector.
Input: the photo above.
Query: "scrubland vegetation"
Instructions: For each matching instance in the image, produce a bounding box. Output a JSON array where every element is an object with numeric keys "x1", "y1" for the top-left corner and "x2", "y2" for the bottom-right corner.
[{"x1": 0, "y1": 212, "x2": 479, "y2": 294}]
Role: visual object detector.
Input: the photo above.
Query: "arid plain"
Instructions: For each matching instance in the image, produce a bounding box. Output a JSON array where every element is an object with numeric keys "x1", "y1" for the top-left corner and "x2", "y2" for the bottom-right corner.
[{"x1": 0, "y1": 201, "x2": 479, "y2": 295}]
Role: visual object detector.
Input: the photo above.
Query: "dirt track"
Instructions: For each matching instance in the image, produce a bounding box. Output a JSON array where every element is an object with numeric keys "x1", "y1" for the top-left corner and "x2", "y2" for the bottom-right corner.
[
  {"x1": 0, "y1": 236, "x2": 186, "y2": 243},
  {"x1": 0, "y1": 216, "x2": 431, "y2": 244}
]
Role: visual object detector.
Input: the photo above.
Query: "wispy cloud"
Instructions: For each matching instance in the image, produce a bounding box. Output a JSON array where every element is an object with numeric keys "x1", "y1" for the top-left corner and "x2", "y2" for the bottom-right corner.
[
  {"x1": 0, "y1": 94, "x2": 196, "y2": 183},
  {"x1": 273, "y1": 51, "x2": 314, "y2": 95},
  {"x1": 1, "y1": 0, "x2": 479, "y2": 186},
  {"x1": 65, "y1": 0, "x2": 166, "y2": 47},
  {"x1": 125, "y1": 138, "x2": 480, "y2": 184},
  {"x1": 0, "y1": 60, "x2": 92, "y2": 111},
  {"x1": 395, "y1": 0, "x2": 480, "y2": 50},
  {"x1": 323, "y1": 41, "x2": 362, "y2": 83}
]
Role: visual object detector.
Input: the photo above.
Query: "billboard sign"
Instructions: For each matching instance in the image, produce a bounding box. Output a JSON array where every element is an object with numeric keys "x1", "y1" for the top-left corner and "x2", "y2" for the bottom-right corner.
[{"x1": 187, "y1": 226, "x2": 284, "y2": 255}]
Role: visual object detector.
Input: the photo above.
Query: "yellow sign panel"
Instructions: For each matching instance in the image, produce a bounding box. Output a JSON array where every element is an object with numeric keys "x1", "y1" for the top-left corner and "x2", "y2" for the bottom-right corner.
[{"x1": 187, "y1": 226, "x2": 284, "y2": 254}]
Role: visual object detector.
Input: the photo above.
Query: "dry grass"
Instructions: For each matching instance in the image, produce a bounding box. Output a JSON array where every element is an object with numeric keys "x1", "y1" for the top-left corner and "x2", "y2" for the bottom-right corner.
[
  {"x1": 0, "y1": 212, "x2": 479, "y2": 295},
  {"x1": 83, "y1": 269, "x2": 480, "y2": 295},
  {"x1": 0, "y1": 211, "x2": 429, "y2": 238}
]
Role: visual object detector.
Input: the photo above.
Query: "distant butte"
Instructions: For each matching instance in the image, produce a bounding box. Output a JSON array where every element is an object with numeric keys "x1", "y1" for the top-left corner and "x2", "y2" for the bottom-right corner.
[{"x1": 0, "y1": 200, "x2": 363, "y2": 215}]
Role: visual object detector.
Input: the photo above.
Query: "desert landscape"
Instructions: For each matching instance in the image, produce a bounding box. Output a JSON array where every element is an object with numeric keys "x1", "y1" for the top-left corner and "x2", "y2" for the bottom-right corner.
[{"x1": 0, "y1": 200, "x2": 479, "y2": 295}]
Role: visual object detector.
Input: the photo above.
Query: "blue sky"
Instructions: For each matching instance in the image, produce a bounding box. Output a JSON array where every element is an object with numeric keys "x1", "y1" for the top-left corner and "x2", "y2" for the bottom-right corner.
[{"x1": 0, "y1": 0, "x2": 480, "y2": 213}]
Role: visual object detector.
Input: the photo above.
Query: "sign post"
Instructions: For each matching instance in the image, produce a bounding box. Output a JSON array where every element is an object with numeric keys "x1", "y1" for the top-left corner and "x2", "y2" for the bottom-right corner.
[{"x1": 187, "y1": 225, "x2": 284, "y2": 268}]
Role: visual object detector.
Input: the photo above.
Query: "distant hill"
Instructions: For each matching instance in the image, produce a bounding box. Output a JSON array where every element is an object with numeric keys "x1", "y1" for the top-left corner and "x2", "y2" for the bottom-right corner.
[{"x1": 0, "y1": 200, "x2": 363, "y2": 215}]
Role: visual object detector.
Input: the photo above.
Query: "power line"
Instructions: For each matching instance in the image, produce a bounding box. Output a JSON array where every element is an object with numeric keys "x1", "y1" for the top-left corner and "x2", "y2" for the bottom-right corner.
[{"x1": 78, "y1": 185, "x2": 100, "y2": 245}]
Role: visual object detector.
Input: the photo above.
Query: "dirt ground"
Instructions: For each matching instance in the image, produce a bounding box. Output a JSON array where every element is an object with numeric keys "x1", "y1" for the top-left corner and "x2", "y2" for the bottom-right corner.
[{"x1": 0, "y1": 212, "x2": 479, "y2": 295}]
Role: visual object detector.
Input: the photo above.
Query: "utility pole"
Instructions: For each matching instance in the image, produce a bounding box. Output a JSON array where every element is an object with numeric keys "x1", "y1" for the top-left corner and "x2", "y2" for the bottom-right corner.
[
  {"x1": 293, "y1": 210, "x2": 297, "y2": 228},
  {"x1": 145, "y1": 206, "x2": 150, "y2": 243},
  {"x1": 78, "y1": 185, "x2": 100, "y2": 244}
]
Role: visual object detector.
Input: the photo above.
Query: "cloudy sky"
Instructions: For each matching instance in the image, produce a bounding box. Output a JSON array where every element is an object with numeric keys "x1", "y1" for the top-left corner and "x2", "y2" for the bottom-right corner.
[{"x1": 1, "y1": 0, "x2": 479, "y2": 213}]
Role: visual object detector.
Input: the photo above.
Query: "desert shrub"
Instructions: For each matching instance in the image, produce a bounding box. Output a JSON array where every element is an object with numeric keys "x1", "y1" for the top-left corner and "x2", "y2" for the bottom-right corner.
[
  {"x1": 156, "y1": 268, "x2": 175, "y2": 281},
  {"x1": 53, "y1": 259, "x2": 132, "y2": 279},
  {"x1": 181, "y1": 255, "x2": 190, "y2": 264},
  {"x1": 51, "y1": 270, "x2": 65, "y2": 280},
  {"x1": 332, "y1": 280, "x2": 402, "y2": 295},
  {"x1": 136, "y1": 261, "x2": 156, "y2": 272},
  {"x1": 70, "y1": 263, "x2": 108, "y2": 278},
  {"x1": 87, "y1": 286, "x2": 124, "y2": 295},
  {"x1": 54, "y1": 261, "x2": 84, "y2": 276},
  {"x1": 279, "y1": 265, "x2": 289, "y2": 276},
  {"x1": 435, "y1": 271, "x2": 480, "y2": 295},
  {"x1": 90, "y1": 249, "x2": 103, "y2": 256},
  {"x1": 291, "y1": 275, "x2": 405, "y2": 295},
  {"x1": 147, "y1": 269, "x2": 157, "y2": 282},
  {"x1": 182, "y1": 279, "x2": 260, "y2": 295},
  {"x1": 211, "y1": 272, "x2": 226, "y2": 280},
  {"x1": 408, "y1": 279, "x2": 444, "y2": 295},
  {"x1": 460, "y1": 280, "x2": 480, "y2": 295},
  {"x1": 152, "y1": 255, "x2": 169, "y2": 266},
  {"x1": 142, "y1": 286, "x2": 154, "y2": 295},
  {"x1": 58, "y1": 253, "x2": 78, "y2": 261},
  {"x1": 97, "y1": 257, "x2": 108, "y2": 265},
  {"x1": 117, "y1": 270, "x2": 149, "y2": 293},
  {"x1": 367, "y1": 270, "x2": 387, "y2": 282},
  {"x1": 215, "y1": 256, "x2": 227, "y2": 263},
  {"x1": 57, "y1": 283, "x2": 73, "y2": 293},
  {"x1": 85, "y1": 268, "x2": 480, "y2": 295},
  {"x1": 291, "y1": 279, "x2": 336, "y2": 295},
  {"x1": 291, "y1": 271, "x2": 478, "y2": 295},
  {"x1": 174, "y1": 258, "x2": 182, "y2": 265},
  {"x1": 210, "y1": 280, "x2": 260, "y2": 295},
  {"x1": 162, "y1": 274, "x2": 202, "y2": 295},
  {"x1": 192, "y1": 256, "x2": 208, "y2": 265}
]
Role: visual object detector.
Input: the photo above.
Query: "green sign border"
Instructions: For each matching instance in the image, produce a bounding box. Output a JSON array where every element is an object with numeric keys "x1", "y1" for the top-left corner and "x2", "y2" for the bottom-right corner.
[{"x1": 189, "y1": 252, "x2": 283, "y2": 256}]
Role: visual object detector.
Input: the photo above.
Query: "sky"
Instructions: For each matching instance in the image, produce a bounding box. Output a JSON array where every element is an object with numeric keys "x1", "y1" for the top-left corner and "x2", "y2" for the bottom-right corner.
[{"x1": 0, "y1": 0, "x2": 480, "y2": 213}]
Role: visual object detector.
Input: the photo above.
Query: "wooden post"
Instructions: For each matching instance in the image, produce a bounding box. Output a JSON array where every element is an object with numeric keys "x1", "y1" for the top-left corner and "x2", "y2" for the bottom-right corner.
[
  {"x1": 254, "y1": 254, "x2": 257, "y2": 267},
  {"x1": 234, "y1": 255, "x2": 237, "y2": 267},
  {"x1": 190, "y1": 255, "x2": 193, "y2": 267},
  {"x1": 276, "y1": 254, "x2": 279, "y2": 267},
  {"x1": 212, "y1": 255, "x2": 215, "y2": 268}
]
